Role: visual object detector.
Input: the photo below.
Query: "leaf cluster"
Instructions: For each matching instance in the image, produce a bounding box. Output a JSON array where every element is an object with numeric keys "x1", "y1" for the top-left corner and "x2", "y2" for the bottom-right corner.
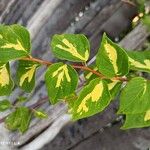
[{"x1": 0, "y1": 24, "x2": 150, "y2": 133}]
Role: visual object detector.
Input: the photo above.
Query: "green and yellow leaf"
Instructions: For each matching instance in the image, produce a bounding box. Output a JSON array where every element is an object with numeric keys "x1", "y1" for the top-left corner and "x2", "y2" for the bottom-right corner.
[
  {"x1": 84, "y1": 65, "x2": 122, "y2": 98},
  {"x1": 51, "y1": 34, "x2": 90, "y2": 62},
  {"x1": 0, "y1": 63, "x2": 13, "y2": 95},
  {"x1": 16, "y1": 60, "x2": 40, "y2": 92},
  {"x1": 122, "y1": 112, "x2": 150, "y2": 129},
  {"x1": 71, "y1": 78, "x2": 111, "y2": 120},
  {"x1": 0, "y1": 24, "x2": 31, "y2": 62},
  {"x1": 127, "y1": 50, "x2": 150, "y2": 73},
  {"x1": 144, "y1": 110, "x2": 150, "y2": 121},
  {"x1": 45, "y1": 62, "x2": 78, "y2": 104},
  {"x1": 96, "y1": 33, "x2": 129, "y2": 78},
  {"x1": 118, "y1": 77, "x2": 150, "y2": 114}
]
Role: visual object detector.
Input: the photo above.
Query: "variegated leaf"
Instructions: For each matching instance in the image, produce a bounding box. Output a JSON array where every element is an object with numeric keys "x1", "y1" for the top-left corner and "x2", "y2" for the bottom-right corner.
[
  {"x1": 122, "y1": 111, "x2": 150, "y2": 129},
  {"x1": 118, "y1": 77, "x2": 150, "y2": 114},
  {"x1": 51, "y1": 34, "x2": 90, "y2": 62},
  {"x1": 127, "y1": 50, "x2": 150, "y2": 73},
  {"x1": 71, "y1": 78, "x2": 111, "y2": 120},
  {"x1": 144, "y1": 110, "x2": 150, "y2": 122},
  {"x1": 0, "y1": 63, "x2": 13, "y2": 95},
  {"x1": 45, "y1": 62, "x2": 78, "y2": 104},
  {"x1": 84, "y1": 65, "x2": 122, "y2": 98},
  {"x1": 16, "y1": 60, "x2": 39, "y2": 92},
  {"x1": 0, "y1": 24, "x2": 30, "y2": 62},
  {"x1": 96, "y1": 33, "x2": 129, "y2": 78}
]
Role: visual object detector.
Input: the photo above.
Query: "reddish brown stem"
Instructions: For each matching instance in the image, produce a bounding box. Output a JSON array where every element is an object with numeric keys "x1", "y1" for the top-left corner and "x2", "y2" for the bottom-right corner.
[
  {"x1": 21, "y1": 56, "x2": 128, "y2": 82},
  {"x1": 30, "y1": 97, "x2": 48, "y2": 109},
  {"x1": 0, "y1": 116, "x2": 6, "y2": 123},
  {"x1": 121, "y1": 0, "x2": 136, "y2": 6},
  {"x1": 0, "y1": 55, "x2": 128, "y2": 124},
  {"x1": 21, "y1": 57, "x2": 52, "y2": 66}
]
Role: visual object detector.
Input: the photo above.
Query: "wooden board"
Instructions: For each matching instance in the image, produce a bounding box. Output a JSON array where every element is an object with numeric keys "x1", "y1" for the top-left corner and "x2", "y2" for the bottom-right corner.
[{"x1": 0, "y1": 0, "x2": 150, "y2": 150}]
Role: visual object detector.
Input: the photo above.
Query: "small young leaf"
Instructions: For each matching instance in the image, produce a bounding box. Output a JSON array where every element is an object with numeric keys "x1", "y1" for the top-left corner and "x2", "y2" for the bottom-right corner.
[
  {"x1": 0, "y1": 100, "x2": 11, "y2": 112},
  {"x1": 118, "y1": 77, "x2": 150, "y2": 114},
  {"x1": 106, "y1": 79, "x2": 122, "y2": 99},
  {"x1": 84, "y1": 65, "x2": 98, "y2": 83},
  {"x1": 16, "y1": 60, "x2": 39, "y2": 92},
  {"x1": 45, "y1": 62, "x2": 78, "y2": 104},
  {"x1": 122, "y1": 112, "x2": 150, "y2": 129},
  {"x1": 0, "y1": 63, "x2": 13, "y2": 96},
  {"x1": 51, "y1": 34, "x2": 90, "y2": 62},
  {"x1": 5, "y1": 107, "x2": 31, "y2": 133},
  {"x1": 127, "y1": 50, "x2": 150, "y2": 73},
  {"x1": 34, "y1": 109, "x2": 48, "y2": 119},
  {"x1": 71, "y1": 78, "x2": 111, "y2": 120},
  {"x1": 0, "y1": 24, "x2": 31, "y2": 62},
  {"x1": 96, "y1": 33, "x2": 129, "y2": 78}
]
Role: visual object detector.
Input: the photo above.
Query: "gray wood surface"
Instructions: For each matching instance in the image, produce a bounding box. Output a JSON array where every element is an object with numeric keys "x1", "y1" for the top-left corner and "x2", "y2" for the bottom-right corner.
[{"x1": 0, "y1": 0, "x2": 149, "y2": 150}]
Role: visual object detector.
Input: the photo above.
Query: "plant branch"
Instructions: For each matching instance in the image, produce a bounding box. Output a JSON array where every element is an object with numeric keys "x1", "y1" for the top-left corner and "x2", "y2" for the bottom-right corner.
[
  {"x1": 21, "y1": 57, "x2": 52, "y2": 66},
  {"x1": 0, "y1": 96, "x2": 49, "y2": 124},
  {"x1": 0, "y1": 116, "x2": 6, "y2": 123},
  {"x1": 121, "y1": 0, "x2": 136, "y2": 7},
  {"x1": 21, "y1": 56, "x2": 128, "y2": 82},
  {"x1": 30, "y1": 97, "x2": 48, "y2": 109},
  {"x1": 0, "y1": 53, "x2": 128, "y2": 124}
]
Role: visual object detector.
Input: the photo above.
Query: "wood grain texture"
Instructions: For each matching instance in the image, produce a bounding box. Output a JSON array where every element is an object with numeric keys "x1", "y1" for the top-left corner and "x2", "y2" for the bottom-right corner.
[{"x1": 0, "y1": 0, "x2": 149, "y2": 150}]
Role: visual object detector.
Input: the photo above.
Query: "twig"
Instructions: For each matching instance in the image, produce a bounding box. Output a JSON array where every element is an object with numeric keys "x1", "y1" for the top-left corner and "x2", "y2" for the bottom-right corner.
[
  {"x1": 21, "y1": 57, "x2": 128, "y2": 82},
  {"x1": 0, "y1": 116, "x2": 7, "y2": 123},
  {"x1": 0, "y1": 96, "x2": 49, "y2": 124},
  {"x1": 30, "y1": 97, "x2": 48, "y2": 109},
  {"x1": 121, "y1": 0, "x2": 136, "y2": 7}
]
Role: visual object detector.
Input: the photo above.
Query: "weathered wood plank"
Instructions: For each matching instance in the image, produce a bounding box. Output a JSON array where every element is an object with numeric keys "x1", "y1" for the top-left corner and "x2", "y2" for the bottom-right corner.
[
  {"x1": 0, "y1": 0, "x2": 17, "y2": 23},
  {"x1": 63, "y1": 0, "x2": 118, "y2": 33},
  {"x1": 31, "y1": 0, "x2": 92, "y2": 57},
  {"x1": 0, "y1": 0, "x2": 10, "y2": 15},
  {"x1": 120, "y1": 24, "x2": 149, "y2": 50},
  {"x1": 18, "y1": 0, "x2": 44, "y2": 25},
  {"x1": 69, "y1": 123, "x2": 150, "y2": 150},
  {"x1": 90, "y1": 2, "x2": 137, "y2": 57},
  {"x1": 0, "y1": 1, "x2": 147, "y2": 150},
  {"x1": 2, "y1": 0, "x2": 29, "y2": 24},
  {"x1": 27, "y1": 0, "x2": 64, "y2": 39},
  {"x1": 0, "y1": 0, "x2": 45, "y2": 25},
  {"x1": 81, "y1": 0, "x2": 121, "y2": 37}
]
